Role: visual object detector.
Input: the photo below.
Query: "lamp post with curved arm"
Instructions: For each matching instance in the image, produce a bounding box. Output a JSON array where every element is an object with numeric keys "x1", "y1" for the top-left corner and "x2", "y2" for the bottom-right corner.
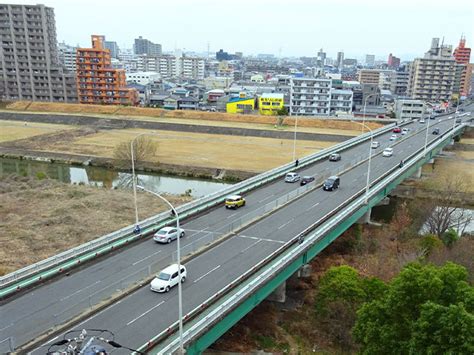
[
  {"x1": 136, "y1": 185, "x2": 184, "y2": 355},
  {"x1": 351, "y1": 120, "x2": 373, "y2": 204}
]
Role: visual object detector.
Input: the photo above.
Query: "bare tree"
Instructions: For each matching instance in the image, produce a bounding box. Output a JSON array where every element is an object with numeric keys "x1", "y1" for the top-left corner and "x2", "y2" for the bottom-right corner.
[
  {"x1": 113, "y1": 136, "x2": 158, "y2": 169},
  {"x1": 423, "y1": 174, "x2": 472, "y2": 237}
]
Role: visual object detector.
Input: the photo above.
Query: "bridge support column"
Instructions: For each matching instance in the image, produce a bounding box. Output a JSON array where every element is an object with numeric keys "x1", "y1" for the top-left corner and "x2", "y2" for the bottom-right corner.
[
  {"x1": 297, "y1": 264, "x2": 312, "y2": 278},
  {"x1": 267, "y1": 281, "x2": 286, "y2": 303},
  {"x1": 412, "y1": 166, "x2": 422, "y2": 179},
  {"x1": 358, "y1": 208, "x2": 372, "y2": 224}
]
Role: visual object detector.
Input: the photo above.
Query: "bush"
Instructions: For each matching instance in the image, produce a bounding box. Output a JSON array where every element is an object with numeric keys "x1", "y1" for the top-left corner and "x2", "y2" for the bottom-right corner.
[
  {"x1": 441, "y1": 228, "x2": 459, "y2": 248},
  {"x1": 419, "y1": 234, "x2": 443, "y2": 254}
]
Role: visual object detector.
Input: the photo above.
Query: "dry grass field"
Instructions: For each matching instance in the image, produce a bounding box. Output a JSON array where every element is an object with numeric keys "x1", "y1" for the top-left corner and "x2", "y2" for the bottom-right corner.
[
  {"x1": 21, "y1": 128, "x2": 338, "y2": 172},
  {"x1": 0, "y1": 120, "x2": 74, "y2": 143},
  {"x1": 0, "y1": 175, "x2": 191, "y2": 275}
]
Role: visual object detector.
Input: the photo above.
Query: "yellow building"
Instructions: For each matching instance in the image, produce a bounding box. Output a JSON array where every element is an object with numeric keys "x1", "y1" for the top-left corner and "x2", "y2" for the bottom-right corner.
[
  {"x1": 226, "y1": 96, "x2": 255, "y2": 114},
  {"x1": 259, "y1": 93, "x2": 285, "y2": 115}
]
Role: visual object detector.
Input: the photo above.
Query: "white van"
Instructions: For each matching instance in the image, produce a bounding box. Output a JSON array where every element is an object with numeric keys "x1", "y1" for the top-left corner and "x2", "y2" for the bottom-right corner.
[
  {"x1": 285, "y1": 172, "x2": 300, "y2": 183},
  {"x1": 150, "y1": 264, "x2": 187, "y2": 293}
]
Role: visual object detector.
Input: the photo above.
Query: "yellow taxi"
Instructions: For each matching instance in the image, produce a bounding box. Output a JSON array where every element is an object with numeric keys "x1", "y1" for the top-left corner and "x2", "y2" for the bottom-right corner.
[{"x1": 225, "y1": 195, "x2": 246, "y2": 209}]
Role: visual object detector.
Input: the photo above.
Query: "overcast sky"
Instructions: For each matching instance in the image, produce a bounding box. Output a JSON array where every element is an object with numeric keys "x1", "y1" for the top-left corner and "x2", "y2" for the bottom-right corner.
[{"x1": 7, "y1": 0, "x2": 474, "y2": 61}]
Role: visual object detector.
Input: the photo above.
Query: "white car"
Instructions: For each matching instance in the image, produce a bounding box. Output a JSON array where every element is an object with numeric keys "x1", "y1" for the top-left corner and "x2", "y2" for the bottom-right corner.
[
  {"x1": 383, "y1": 147, "x2": 394, "y2": 157},
  {"x1": 150, "y1": 264, "x2": 187, "y2": 293},
  {"x1": 153, "y1": 226, "x2": 185, "y2": 244},
  {"x1": 401, "y1": 128, "x2": 409, "y2": 135},
  {"x1": 419, "y1": 118, "x2": 426, "y2": 123},
  {"x1": 285, "y1": 172, "x2": 300, "y2": 183},
  {"x1": 371, "y1": 141, "x2": 380, "y2": 149},
  {"x1": 390, "y1": 134, "x2": 398, "y2": 141}
]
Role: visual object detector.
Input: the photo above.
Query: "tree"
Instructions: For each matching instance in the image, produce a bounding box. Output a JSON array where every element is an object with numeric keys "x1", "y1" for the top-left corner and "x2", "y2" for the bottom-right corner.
[
  {"x1": 353, "y1": 262, "x2": 474, "y2": 354},
  {"x1": 275, "y1": 107, "x2": 288, "y2": 127},
  {"x1": 422, "y1": 174, "x2": 472, "y2": 237},
  {"x1": 441, "y1": 228, "x2": 459, "y2": 248},
  {"x1": 314, "y1": 266, "x2": 386, "y2": 350},
  {"x1": 113, "y1": 136, "x2": 158, "y2": 169}
]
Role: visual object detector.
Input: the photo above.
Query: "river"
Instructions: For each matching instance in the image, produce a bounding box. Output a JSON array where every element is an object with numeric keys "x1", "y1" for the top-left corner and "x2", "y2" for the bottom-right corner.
[{"x1": 0, "y1": 158, "x2": 231, "y2": 197}]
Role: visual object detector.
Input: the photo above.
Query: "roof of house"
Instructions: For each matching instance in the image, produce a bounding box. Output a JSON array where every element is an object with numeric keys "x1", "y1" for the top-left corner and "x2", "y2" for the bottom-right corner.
[
  {"x1": 227, "y1": 96, "x2": 254, "y2": 104},
  {"x1": 261, "y1": 93, "x2": 284, "y2": 99}
]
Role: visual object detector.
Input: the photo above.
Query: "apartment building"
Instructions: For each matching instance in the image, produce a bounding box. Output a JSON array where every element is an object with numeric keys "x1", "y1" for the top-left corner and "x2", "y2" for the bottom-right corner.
[
  {"x1": 126, "y1": 71, "x2": 160, "y2": 85},
  {"x1": 137, "y1": 54, "x2": 204, "y2": 80},
  {"x1": 0, "y1": 3, "x2": 77, "y2": 102},
  {"x1": 330, "y1": 89, "x2": 353, "y2": 114},
  {"x1": 58, "y1": 42, "x2": 77, "y2": 72},
  {"x1": 76, "y1": 35, "x2": 138, "y2": 105},
  {"x1": 395, "y1": 99, "x2": 425, "y2": 121},
  {"x1": 390, "y1": 71, "x2": 409, "y2": 96},
  {"x1": 104, "y1": 40, "x2": 119, "y2": 59},
  {"x1": 453, "y1": 36, "x2": 472, "y2": 96},
  {"x1": 358, "y1": 69, "x2": 381, "y2": 85},
  {"x1": 290, "y1": 77, "x2": 332, "y2": 116},
  {"x1": 408, "y1": 38, "x2": 457, "y2": 101},
  {"x1": 134, "y1": 36, "x2": 162, "y2": 56}
]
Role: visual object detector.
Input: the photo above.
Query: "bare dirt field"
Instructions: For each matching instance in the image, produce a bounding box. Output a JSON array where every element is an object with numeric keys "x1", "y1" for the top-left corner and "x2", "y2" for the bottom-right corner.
[
  {"x1": 0, "y1": 175, "x2": 191, "y2": 275},
  {"x1": 0, "y1": 120, "x2": 74, "y2": 143}
]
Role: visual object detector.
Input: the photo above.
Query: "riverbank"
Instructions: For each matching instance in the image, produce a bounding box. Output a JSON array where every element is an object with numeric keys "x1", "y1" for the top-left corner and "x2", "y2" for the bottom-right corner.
[{"x1": 0, "y1": 175, "x2": 192, "y2": 275}]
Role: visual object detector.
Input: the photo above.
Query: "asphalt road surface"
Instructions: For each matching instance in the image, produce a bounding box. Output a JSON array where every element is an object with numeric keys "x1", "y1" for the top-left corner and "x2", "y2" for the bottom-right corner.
[{"x1": 1, "y1": 106, "x2": 472, "y2": 353}]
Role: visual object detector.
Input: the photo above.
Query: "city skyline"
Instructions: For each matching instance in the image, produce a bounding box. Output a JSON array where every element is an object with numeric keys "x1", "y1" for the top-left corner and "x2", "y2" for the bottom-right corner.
[{"x1": 7, "y1": 0, "x2": 474, "y2": 60}]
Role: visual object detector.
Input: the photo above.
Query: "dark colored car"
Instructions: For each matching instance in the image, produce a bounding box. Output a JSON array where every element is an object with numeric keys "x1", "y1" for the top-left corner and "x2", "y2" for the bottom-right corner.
[
  {"x1": 393, "y1": 127, "x2": 401, "y2": 133},
  {"x1": 430, "y1": 115, "x2": 436, "y2": 120},
  {"x1": 323, "y1": 176, "x2": 340, "y2": 191},
  {"x1": 432, "y1": 128, "x2": 440, "y2": 135},
  {"x1": 329, "y1": 153, "x2": 341, "y2": 161},
  {"x1": 300, "y1": 176, "x2": 315, "y2": 186}
]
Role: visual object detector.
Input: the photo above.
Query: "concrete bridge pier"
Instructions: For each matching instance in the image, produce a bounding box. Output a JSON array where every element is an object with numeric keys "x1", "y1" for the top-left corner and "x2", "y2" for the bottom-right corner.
[
  {"x1": 412, "y1": 166, "x2": 422, "y2": 179},
  {"x1": 267, "y1": 281, "x2": 286, "y2": 303},
  {"x1": 358, "y1": 208, "x2": 372, "y2": 224}
]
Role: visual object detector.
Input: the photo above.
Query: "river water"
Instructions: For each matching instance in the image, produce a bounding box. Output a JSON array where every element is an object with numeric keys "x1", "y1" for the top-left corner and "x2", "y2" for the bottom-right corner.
[{"x1": 0, "y1": 158, "x2": 231, "y2": 197}]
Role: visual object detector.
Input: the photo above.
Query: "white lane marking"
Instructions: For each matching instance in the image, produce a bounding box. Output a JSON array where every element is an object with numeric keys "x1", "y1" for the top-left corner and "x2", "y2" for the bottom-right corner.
[
  {"x1": 194, "y1": 265, "x2": 221, "y2": 283},
  {"x1": 310, "y1": 202, "x2": 320, "y2": 209},
  {"x1": 278, "y1": 219, "x2": 293, "y2": 230},
  {"x1": 132, "y1": 250, "x2": 162, "y2": 266},
  {"x1": 60, "y1": 280, "x2": 101, "y2": 302},
  {"x1": 238, "y1": 235, "x2": 259, "y2": 240},
  {"x1": 260, "y1": 238, "x2": 285, "y2": 244},
  {"x1": 241, "y1": 239, "x2": 262, "y2": 253},
  {"x1": 258, "y1": 194, "x2": 274, "y2": 203},
  {"x1": 226, "y1": 213, "x2": 237, "y2": 219},
  {"x1": 126, "y1": 301, "x2": 164, "y2": 326},
  {"x1": 0, "y1": 324, "x2": 13, "y2": 332}
]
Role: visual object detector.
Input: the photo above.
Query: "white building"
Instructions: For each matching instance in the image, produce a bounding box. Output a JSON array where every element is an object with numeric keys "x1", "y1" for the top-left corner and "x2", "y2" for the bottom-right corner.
[
  {"x1": 58, "y1": 42, "x2": 77, "y2": 72},
  {"x1": 290, "y1": 77, "x2": 332, "y2": 116},
  {"x1": 126, "y1": 71, "x2": 161, "y2": 86},
  {"x1": 330, "y1": 89, "x2": 353, "y2": 114},
  {"x1": 136, "y1": 54, "x2": 204, "y2": 80},
  {"x1": 395, "y1": 99, "x2": 425, "y2": 121}
]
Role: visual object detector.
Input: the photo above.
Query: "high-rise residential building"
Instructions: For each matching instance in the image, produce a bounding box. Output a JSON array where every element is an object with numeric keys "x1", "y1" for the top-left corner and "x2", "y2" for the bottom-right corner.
[
  {"x1": 0, "y1": 4, "x2": 77, "y2": 102},
  {"x1": 358, "y1": 69, "x2": 381, "y2": 85},
  {"x1": 365, "y1": 54, "x2": 375, "y2": 67},
  {"x1": 390, "y1": 70, "x2": 409, "y2": 96},
  {"x1": 104, "y1": 40, "x2": 120, "y2": 59},
  {"x1": 388, "y1": 53, "x2": 400, "y2": 69},
  {"x1": 134, "y1": 36, "x2": 162, "y2": 56},
  {"x1": 317, "y1": 48, "x2": 326, "y2": 66},
  {"x1": 76, "y1": 35, "x2": 138, "y2": 105},
  {"x1": 58, "y1": 42, "x2": 77, "y2": 72},
  {"x1": 453, "y1": 36, "x2": 472, "y2": 96},
  {"x1": 408, "y1": 38, "x2": 457, "y2": 101},
  {"x1": 336, "y1": 51, "x2": 344, "y2": 69},
  {"x1": 290, "y1": 77, "x2": 332, "y2": 116},
  {"x1": 136, "y1": 54, "x2": 205, "y2": 79}
]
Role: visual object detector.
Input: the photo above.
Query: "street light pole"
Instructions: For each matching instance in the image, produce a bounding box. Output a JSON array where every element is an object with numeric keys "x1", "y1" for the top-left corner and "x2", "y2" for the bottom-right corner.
[
  {"x1": 351, "y1": 121, "x2": 373, "y2": 204},
  {"x1": 423, "y1": 109, "x2": 430, "y2": 157},
  {"x1": 137, "y1": 185, "x2": 184, "y2": 354},
  {"x1": 362, "y1": 93, "x2": 379, "y2": 134},
  {"x1": 292, "y1": 114, "x2": 298, "y2": 162}
]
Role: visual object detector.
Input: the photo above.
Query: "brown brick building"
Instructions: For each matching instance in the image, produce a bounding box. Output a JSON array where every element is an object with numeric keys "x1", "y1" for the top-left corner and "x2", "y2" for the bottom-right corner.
[{"x1": 76, "y1": 35, "x2": 138, "y2": 105}]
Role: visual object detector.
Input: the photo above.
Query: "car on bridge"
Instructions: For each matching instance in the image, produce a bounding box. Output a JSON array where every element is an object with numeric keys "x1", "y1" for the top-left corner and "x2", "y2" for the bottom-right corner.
[
  {"x1": 432, "y1": 128, "x2": 440, "y2": 135},
  {"x1": 153, "y1": 226, "x2": 185, "y2": 244},
  {"x1": 393, "y1": 127, "x2": 401, "y2": 133},
  {"x1": 323, "y1": 176, "x2": 340, "y2": 191},
  {"x1": 371, "y1": 141, "x2": 380, "y2": 149},
  {"x1": 390, "y1": 134, "x2": 398, "y2": 141},
  {"x1": 300, "y1": 176, "x2": 315, "y2": 186},
  {"x1": 150, "y1": 264, "x2": 187, "y2": 293},
  {"x1": 419, "y1": 118, "x2": 426, "y2": 123},
  {"x1": 225, "y1": 195, "x2": 246, "y2": 209},
  {"x1": 383, "y1": 147, "x2": 393, "y2": 157},
  {"x1": 329, "y1": 153, "x2": 341, "y2": 161},
  {"x1": 285, "y1": 172, "x2": 301, "y2": 183},
  {"x1": 402, "y1": 128, "x2": 409, "y2": 135}
]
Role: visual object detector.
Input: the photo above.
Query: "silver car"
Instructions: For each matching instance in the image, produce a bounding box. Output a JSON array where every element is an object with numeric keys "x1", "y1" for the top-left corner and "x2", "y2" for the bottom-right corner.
[{"x1": 153, "y1": 226, "x2": 185, "y2": 244}]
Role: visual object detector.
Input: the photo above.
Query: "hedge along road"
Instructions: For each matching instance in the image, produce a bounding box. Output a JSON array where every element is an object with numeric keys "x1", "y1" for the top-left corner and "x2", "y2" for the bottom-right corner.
[{"x1": 0, "y1": 111, "x2": 354, "y2": 142}]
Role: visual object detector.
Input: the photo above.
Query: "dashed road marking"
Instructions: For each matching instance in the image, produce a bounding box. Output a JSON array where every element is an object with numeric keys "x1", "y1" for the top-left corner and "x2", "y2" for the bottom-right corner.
[
  {"x1": 194, "y1": 265, "x2": 221, "y2": 283},
  {"x1": 132, "y1": 250, "x2": 162, "y2": 266},
  {"x1": 126, "y1": 301, "x2": 164, "y2": 326}
]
